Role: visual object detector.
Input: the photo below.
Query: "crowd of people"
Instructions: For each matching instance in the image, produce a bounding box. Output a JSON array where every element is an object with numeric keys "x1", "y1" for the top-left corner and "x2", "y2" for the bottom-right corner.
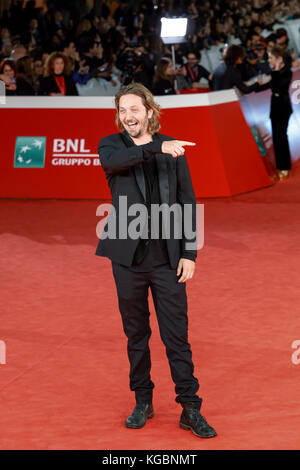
[{"x1": 0, "y1": 0, "x2": 299, "y2": 96}]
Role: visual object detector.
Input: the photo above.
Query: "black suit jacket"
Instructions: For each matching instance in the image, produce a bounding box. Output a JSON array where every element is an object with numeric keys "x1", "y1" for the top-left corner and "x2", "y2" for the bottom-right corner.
[
  {"x1": 212, "y1": 62, "x2": 258, "y2": 94},
  {"x1": 95, "y1": 131, "x2": 198, "y2": 269},
  {"x1": 256, "y1": 64, "x2": 293, "y2": 120}
]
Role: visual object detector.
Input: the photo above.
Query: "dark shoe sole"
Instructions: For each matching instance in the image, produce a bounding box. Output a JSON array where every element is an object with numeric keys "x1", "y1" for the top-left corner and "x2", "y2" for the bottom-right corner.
[
  {"x1": 179, "y1": 422, "x2": 217, "y2": 438},
  {"x1": 125, "y1": 410, "x2": 154, "y2": 429}
]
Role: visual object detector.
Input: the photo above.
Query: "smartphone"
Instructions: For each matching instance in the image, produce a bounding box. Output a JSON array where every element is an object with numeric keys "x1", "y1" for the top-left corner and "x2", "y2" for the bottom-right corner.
[{"x1": 99, "y1": 63, "x2": 108, "y2": 72}]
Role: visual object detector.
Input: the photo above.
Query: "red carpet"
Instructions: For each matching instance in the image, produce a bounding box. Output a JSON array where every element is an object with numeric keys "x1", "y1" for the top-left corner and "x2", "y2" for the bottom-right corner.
[{"x1": 1, "y1": 165, "x2": 300, "y2": 450}]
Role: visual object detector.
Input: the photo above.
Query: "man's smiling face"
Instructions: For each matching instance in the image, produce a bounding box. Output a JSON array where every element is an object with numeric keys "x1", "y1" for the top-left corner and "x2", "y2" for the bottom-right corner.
[{"x1": 118, "y1": 94, "x2": 153, "y2": 139}]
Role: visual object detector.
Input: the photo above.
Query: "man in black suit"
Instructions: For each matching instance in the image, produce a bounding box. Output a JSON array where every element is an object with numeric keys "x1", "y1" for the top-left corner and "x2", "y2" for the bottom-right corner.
[
  {"x1": 96, "y1": 83, "x2": 217, "y2": 439},
  {"x1": 212, "y1": 45, "x2": 259, "y2": 94}
]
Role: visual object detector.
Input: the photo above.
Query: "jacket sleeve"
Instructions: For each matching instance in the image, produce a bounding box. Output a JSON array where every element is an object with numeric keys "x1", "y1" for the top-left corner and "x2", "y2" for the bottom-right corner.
[
  {"x1": 255, "y1": 79, "x2": 272, "y2": 92},
  {"x1": 233, "y1": 68, "x2": 259, "y2": 94},
  {"x1": 176, "y1": 154, "x2": 197, "y2": 262},
  {"x1": 98, "y1": 137, "x2": 162, "y2": 175},
  {"x1": 256, "y1": 68, "x2": 292, "y2": 94}
]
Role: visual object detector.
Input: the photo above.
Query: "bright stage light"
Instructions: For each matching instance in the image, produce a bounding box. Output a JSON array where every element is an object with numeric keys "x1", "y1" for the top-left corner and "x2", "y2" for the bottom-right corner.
[{"x1": 160, "y1": 17, "x2": 188, "y2": 44}]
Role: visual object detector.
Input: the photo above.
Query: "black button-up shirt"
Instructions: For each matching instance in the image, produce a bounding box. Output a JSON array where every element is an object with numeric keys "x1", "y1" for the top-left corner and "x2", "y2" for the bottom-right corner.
[{"x1": 129, "y1": 142, "x2": 171, "y2": 272}]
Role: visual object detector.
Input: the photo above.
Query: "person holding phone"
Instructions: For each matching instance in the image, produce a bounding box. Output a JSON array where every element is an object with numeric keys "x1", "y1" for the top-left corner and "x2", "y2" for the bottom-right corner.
[
  {"x1": 256, "y1": 45, "x2": 293, "y2": 180},
  {"x1": 82, "y1": 38, "x2": 106, "y2": 77},
  {"x1": 97, "y1": 62, "x2": 110, "y2": 79},
  {"x1": 0, "y1": 58, "x2": 34, "y2": 95},
  {"x1": 72, "y1": 57, "x2": 90, "y2": 85},
  {"x1": 0, "y1": 59, "x2": 19, "y2": 95}
]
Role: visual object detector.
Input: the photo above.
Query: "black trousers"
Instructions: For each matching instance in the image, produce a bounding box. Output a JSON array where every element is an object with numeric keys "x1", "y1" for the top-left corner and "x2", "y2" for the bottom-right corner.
[
  {"x1": 271, "y1": 114, "x2": 292, "y2": 171},
  {"x1": 111, "y1": 261, "x2": 202, "y2": 406}
]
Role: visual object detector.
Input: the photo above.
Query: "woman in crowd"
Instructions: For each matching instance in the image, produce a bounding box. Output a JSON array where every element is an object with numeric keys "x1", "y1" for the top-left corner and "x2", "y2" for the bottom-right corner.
[
  {"x1": 38, "y1": 51, "x2": 78, "y2": 96},
  {"x1": 152, "y1": 57, "x2": 178, "y2": 96},
  {"x1": 256, "y1": 45, "x2": 293, "y2": 180},
  {"x1": 0, "y1": 59, "x2": 18, "y2": 95},
  {"x1": 0, "y1": 57, "x2": 34, "y2": 95}
]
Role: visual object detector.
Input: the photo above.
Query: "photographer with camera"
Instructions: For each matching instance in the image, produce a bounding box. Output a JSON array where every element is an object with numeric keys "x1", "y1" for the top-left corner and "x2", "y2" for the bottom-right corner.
[{"x1": 116, "y1": 40, "x2": 155, "y2": 87}]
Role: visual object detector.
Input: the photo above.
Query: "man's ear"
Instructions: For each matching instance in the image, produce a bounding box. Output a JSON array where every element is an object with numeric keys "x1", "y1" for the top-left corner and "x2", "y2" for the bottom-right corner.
[{"x1": 148, "y1": 108, "x2": 153, "y2": 119}]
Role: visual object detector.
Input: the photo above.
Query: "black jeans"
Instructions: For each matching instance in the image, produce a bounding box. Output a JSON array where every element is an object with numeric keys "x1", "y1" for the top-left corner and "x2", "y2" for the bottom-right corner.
[
  {"x1": 271, "y1": 115, "x2": 292, "y2": 170},
  {"x1": 111, "y1": 261, "x2": 202, "y2": 406}
]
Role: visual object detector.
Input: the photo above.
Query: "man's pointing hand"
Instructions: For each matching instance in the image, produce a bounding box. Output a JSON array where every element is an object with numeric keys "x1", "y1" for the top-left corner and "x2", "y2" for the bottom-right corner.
[{"x1": 161, "y1": 140, "x2": 196, "y2": 158}]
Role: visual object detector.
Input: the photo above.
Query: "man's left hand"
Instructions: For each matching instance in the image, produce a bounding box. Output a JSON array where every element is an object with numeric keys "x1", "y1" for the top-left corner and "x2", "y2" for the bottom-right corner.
[{"x1": 177, "y1": 258, "x2": 195, "y2": 282}]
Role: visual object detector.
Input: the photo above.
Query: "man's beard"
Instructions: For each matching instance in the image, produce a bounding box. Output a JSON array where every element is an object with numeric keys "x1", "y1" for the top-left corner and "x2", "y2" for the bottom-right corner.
[{"x1": 124, "y1": 114, "x2": 149, "y2": 138}]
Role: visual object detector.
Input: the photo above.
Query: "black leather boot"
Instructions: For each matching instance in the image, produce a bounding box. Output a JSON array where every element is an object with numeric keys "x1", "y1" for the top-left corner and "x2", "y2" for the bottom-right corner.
[
  {"x1": 179, "y1": 402, "x2": 217, "y2": 438},
  {"x1": 125, "y1": 403, "x2": 154, "y2": 429}
]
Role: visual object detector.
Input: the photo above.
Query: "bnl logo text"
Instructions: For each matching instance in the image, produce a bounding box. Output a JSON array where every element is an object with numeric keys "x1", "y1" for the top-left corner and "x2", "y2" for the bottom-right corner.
[{"x1": 0, "y1": 340, "x2": 6, "y2": 364}]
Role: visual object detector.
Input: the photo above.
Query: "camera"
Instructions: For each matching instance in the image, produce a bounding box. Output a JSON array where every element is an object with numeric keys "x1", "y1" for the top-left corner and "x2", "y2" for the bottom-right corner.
[{"x1": 117, "y1": 43, "x2": 143, "y2": 85}]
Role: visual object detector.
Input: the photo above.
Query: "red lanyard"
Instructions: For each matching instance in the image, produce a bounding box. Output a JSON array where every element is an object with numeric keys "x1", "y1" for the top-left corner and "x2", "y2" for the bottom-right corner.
[{"x1": 187, "y1": 64, "x2": 199, "y2": 81}]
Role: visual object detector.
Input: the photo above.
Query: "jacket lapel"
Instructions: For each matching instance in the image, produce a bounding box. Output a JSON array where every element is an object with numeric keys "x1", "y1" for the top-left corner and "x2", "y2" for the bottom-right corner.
[
  {"x1": 153, "y1": 133, "x2": 169, "y2": 205},
  {"x1": 121, "y1": 131, "x2": 146, "y2": 202},
  {"x1": 134, "y1": 165, "x2": 147, "y2": 202},
  {"x1": 155, "y1": 153, "x2": 169, "y2": 204}
]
